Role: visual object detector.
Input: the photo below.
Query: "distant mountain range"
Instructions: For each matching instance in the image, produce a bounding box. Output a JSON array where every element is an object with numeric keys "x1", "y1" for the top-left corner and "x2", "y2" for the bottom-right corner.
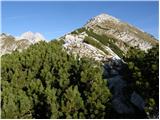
[{"x1": 0, "y1": 32, "x2": 45, "y2": 56}]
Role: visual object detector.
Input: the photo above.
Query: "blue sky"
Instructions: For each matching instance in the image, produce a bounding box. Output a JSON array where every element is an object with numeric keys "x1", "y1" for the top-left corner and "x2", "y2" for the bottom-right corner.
[{"x1": 2, "y1": 1, "x2": 159, "y2": 40}]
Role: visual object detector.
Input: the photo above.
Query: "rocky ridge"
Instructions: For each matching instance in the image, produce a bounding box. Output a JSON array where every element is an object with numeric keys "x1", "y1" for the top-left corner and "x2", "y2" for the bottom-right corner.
[{"x1": 60, "y1": 13, "x2": 158, "y2": 63}]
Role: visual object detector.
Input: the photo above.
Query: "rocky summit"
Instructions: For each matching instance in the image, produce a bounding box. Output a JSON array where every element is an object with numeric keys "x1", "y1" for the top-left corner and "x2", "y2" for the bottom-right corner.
[
  {"x1": 17, "y1": 31, "x2": 45, "y2": 44},
  {"x1": 85, "y1": 13, "x2": 158, "y2": 51}
]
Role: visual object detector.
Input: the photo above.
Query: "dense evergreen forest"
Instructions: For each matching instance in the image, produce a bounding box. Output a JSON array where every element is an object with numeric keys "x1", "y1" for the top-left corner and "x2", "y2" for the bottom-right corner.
[
  {"x1": 1, "y1": 41, "x2": 111, "y2": 118},
  {"x1": 1, "y1": 40, "x2": 159, "y2": 118}
]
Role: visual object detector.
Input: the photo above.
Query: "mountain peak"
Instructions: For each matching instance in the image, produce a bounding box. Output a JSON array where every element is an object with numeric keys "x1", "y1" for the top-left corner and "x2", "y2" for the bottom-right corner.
[
  {"x1": 18, "y1": 31, "x2": 45, "y2": 43},
  {"x1": 94, "y1": 13, "x2": 120, "y2": 22},
  {"x1": 84, "y1": 13, "x2": 158, "y2": 51},
  {"x1": 86, "y1": 13, "x2": 120, "y2": 27}
]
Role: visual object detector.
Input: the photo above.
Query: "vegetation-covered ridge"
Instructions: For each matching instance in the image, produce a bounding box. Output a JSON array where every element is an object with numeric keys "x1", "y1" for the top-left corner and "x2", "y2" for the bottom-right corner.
[
  {"x1": 83, "y1": 36, "x2": 109, "y2": 55},
  {"x1": 70, "y1": 27, "x2": 125, "y2": 58},
  {"x1": 85, "y1": 28, "x2": 125, "y2": 57}
]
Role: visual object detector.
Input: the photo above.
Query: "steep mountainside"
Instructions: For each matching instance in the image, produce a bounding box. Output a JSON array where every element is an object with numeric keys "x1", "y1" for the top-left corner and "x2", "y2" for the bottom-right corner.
[
  {"x1": 0, "y1": 32, "x2": 45, "y2": 56},
  {"x1": 85, "y1": 14, "x2": 158, "y2": 51},
  {"x1": 59, "y1": 13, "x2": 158, "y2": 62}
]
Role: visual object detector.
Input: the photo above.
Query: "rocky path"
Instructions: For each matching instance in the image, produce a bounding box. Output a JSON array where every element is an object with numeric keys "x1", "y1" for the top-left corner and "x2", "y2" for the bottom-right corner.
[{"x1": 103, "y1": 59, "x2": 146, "y2": 118}]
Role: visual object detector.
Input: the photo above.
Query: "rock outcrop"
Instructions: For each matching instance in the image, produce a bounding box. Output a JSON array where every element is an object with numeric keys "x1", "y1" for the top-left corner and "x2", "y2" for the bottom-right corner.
[{"x1": 104, "y1": 60, "x2": 146, "y2": 118}]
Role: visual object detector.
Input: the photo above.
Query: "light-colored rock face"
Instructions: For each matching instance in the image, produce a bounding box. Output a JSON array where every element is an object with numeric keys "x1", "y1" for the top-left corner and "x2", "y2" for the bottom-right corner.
[
  {"x1": 85, "y1": 13, "x2": 158, "y2": 51},
  {"x1": 63, "y1": 34, "x2": 106, "y2": 61},
  {"x1": 17, "y1": 31, "x2": 45, "y2": 44},
  {"x1": 86, "y1": 13, "x2": 120, "y2": 25},
  {"x1": 0, "y1": 32, "x2": 44, "y2": 56},
  {"x1": 62, "y1": 33, "x2": 120, "y2": 62}
]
